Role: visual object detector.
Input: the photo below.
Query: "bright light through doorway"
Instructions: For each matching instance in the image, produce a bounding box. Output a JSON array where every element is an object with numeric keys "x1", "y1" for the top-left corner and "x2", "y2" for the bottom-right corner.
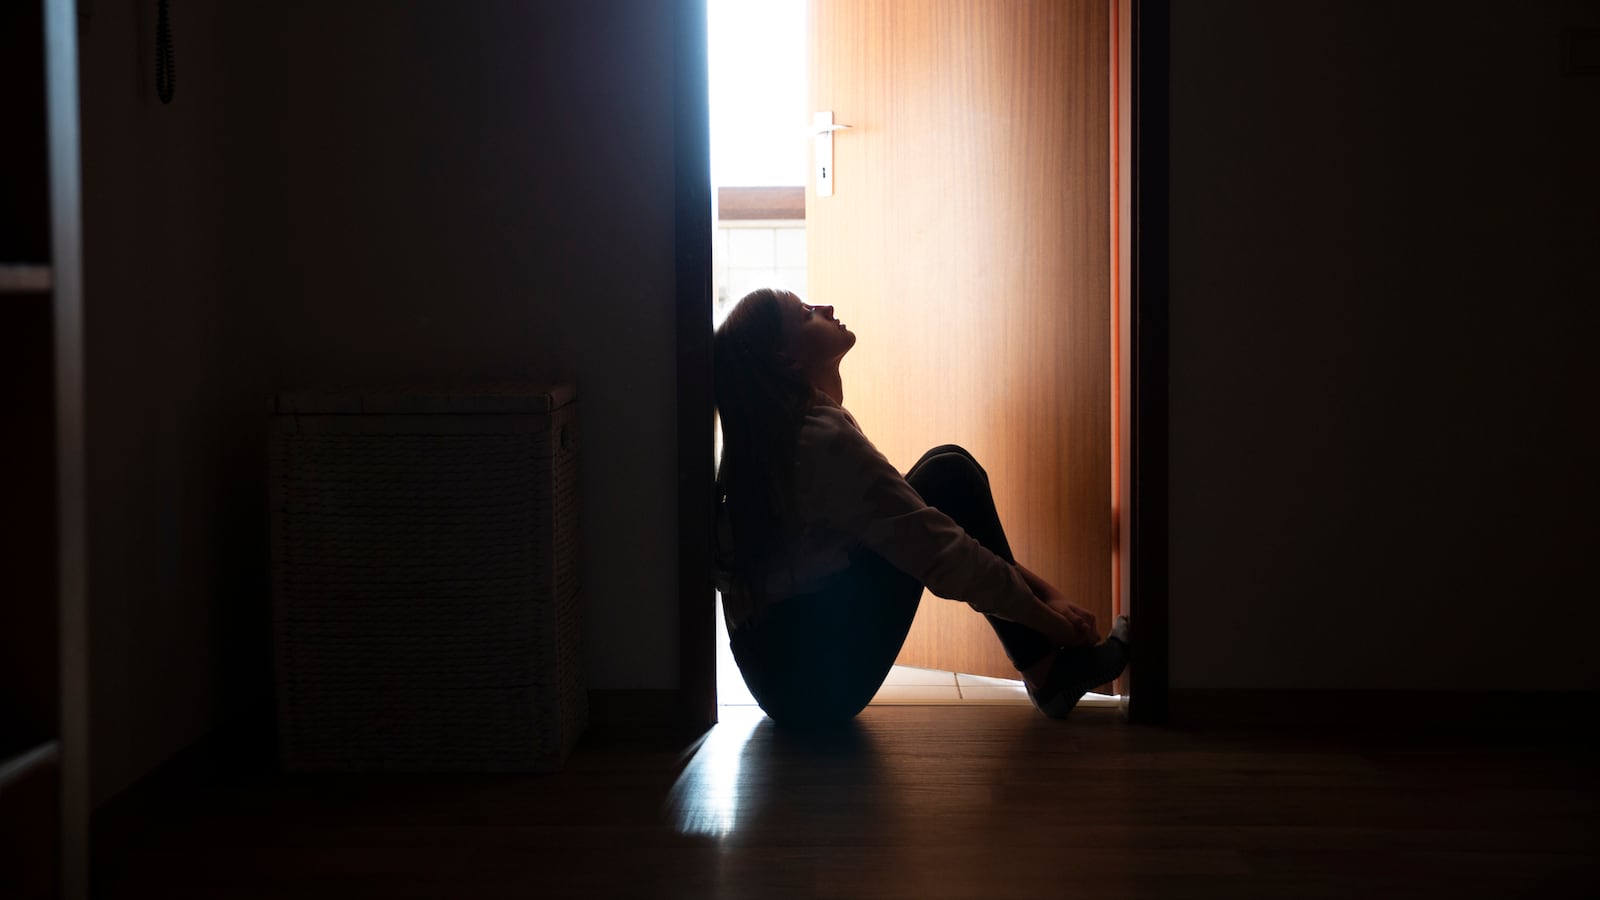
[
  {"x1": 708, "y1": 0, "x2": 808, "y2": 187},
  {"x1": 705, "y1": 1, "x2": 1117, "y2": 712}
]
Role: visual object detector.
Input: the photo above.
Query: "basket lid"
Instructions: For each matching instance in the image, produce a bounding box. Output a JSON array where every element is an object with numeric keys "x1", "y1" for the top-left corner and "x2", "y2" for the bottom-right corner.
[{"x1": 273, "y1": 382, "x2": 576, "y2": 415}]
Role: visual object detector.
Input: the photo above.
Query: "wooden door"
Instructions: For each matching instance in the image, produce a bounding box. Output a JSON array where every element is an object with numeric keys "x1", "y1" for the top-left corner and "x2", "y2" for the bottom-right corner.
[{"x1": 807, "y1": 0, "x2": 1111, "y2": 680}]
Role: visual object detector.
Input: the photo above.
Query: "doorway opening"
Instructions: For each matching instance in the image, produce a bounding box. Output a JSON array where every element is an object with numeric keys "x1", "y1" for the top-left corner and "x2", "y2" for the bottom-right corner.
[{"x1": 706, "y1": 0, "x2": 1128, "y2": 714}]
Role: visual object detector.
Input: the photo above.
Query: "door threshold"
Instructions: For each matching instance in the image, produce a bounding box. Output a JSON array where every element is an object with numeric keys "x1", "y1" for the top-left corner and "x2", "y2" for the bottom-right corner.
[
  {"x1": 865, "y1": 692, "x2": 1122, "y2": 708},
  {"x1": 718, "y1": 693, "x2": 1122, "y2": 710}
]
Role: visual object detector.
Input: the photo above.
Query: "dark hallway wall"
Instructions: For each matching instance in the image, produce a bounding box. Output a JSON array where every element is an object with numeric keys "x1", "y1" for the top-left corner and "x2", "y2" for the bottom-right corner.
[
  {"x1": 216, "y1": 2, "x2": 680, "y2": 692},
  {"x1": 78, "y1": 0, "x2": 252, "y2": 808},
  {"x1": 78, "y1": 0, "x2": 682, "y2": 807},
  {"x1": 1166, "y1": 0, "x2": 1600, "y2": 690}
]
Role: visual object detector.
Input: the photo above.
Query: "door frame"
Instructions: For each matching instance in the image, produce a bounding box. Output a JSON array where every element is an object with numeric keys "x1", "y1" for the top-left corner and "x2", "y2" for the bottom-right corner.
[
  {"x1": 672, "y1": 0, "x2": 1170, "y2": 729},
  {"x1": 1124, "y1": 0, "x2": 1169, "y2": 725},
  {"x1": 672, "y1": 0, "x2": 716, "y2": 728}
]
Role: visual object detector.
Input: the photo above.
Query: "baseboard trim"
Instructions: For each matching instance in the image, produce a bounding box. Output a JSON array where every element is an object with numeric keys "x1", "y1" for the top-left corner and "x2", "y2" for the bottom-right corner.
[
  {"x1": 587, "y1": 688, "x2": 683, "y2": 729},
  {"x1": 1167, "y1": 689, "x2": 1600, "y2": 735}
]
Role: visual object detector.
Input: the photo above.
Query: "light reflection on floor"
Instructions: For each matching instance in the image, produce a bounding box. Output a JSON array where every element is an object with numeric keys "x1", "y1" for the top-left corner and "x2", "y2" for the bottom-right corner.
[
  {"x1": 663, "y1": 704, "x2": 896, "y2": 842},
  {"x1": 669, "y1": 597, "x2": 1123, "y2": 842},
  {"x1": 662, "y1": 705, "x2": 766, "y2": 839}
]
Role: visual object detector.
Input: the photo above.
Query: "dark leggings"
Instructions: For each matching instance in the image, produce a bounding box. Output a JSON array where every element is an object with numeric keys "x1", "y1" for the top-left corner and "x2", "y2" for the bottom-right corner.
[{"x1": 728, "y1": 444, "x2": 1057, "y2": 729}]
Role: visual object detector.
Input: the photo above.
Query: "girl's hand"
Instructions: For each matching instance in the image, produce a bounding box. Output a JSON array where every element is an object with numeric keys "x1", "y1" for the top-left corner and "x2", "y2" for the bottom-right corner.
[
  {"x1": 1025, "y1": 600, "x2": 1098, "y2": 648},
  {"x1": 1015, "y1": 562, "x2": 1098, "y2": 647}
]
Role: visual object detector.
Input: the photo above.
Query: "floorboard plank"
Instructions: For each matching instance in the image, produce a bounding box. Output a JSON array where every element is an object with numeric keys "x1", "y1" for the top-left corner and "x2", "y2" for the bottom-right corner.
[{"x1": 93, "y1": 706, "x2": 1599, "y2": 899}]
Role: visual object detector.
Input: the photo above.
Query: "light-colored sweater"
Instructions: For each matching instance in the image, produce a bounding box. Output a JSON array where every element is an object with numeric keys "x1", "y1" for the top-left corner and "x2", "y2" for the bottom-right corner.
[{"x1": 713, "y1": 395, "x2": 1038, "y2": 632}]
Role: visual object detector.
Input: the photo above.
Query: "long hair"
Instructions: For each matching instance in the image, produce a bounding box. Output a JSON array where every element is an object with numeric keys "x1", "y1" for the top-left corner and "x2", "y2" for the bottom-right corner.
[{"x1": 713, "y1": 288, "x2": 817, "y2": 615}]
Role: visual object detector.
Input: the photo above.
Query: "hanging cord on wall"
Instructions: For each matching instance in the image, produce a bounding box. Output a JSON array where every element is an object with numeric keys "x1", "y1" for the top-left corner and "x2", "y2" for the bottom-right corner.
[{"x1": 155, "y1": 0, "x2": 175, "y2": 103}]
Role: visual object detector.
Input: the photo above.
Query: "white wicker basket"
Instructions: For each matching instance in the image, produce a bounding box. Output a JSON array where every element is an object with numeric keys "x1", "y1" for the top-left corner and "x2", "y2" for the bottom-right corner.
[{"x1": 270, "y1": 384, "x2": 585, "y2": 771}]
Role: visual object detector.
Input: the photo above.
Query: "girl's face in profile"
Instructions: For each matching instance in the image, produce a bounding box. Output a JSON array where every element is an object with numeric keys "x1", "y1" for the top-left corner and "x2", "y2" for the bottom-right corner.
[{"x1": 777, "y1": 291, "x2": 855, "y2": 371}]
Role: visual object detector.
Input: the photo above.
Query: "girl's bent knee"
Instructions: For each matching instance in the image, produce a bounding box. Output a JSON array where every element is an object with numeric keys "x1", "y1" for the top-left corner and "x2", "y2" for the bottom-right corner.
[
  {"x1": 916, "y1": 444, "x2": 980, "y2": 470},
  {"x1": 910, "y1": 448, "x2": 988, "y2": 491}
]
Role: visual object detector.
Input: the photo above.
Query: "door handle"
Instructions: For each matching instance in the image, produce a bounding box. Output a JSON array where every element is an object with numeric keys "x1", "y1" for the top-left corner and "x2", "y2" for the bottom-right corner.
[{"x1": 812, "y1": 111, "x2": 851, "y2": 198}]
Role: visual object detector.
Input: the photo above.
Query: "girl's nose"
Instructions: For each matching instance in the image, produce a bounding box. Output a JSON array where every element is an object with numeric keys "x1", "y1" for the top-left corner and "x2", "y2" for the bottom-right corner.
[{"x1": 818, "y1": 305, "x2": 834, "y2": 318}]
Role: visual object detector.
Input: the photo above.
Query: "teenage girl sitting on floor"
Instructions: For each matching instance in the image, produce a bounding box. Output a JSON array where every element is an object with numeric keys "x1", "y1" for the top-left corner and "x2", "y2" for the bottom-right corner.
[{"x1": 712, "y1": 288, "x2": 1130, "y2": 729}]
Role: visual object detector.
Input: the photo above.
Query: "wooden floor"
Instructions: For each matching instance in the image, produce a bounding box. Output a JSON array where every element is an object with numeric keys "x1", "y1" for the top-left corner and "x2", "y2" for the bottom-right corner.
[{"x1": 93, "y1": 705, "x2": 1598, "y2": 899}]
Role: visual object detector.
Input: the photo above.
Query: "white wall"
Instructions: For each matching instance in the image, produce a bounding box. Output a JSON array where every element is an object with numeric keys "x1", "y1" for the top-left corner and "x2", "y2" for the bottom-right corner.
[
  {"x1": 1167, "y1": 0, "x2": 1600, "y2": 690},
  {"x1": 80, "y1": 0, "x2": 685, "y2": 807},
  {"x1": 219, "y1": 0, "x2": 681, "y2": 696},
  {"x1": 79, "y1": 0, "x2": 243, "y2": 808}
]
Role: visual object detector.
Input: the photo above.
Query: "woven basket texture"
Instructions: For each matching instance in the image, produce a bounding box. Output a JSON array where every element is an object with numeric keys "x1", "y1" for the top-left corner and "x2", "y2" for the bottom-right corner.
[{"x1": 270, "y1": 391, "x2": 585, "y2": 771}]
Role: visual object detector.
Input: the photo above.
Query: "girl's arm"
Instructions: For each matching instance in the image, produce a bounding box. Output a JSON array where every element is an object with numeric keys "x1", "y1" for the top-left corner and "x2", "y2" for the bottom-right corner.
[{"x1": 802, "y1": 409, "x2": 1057, "y2": 631}]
